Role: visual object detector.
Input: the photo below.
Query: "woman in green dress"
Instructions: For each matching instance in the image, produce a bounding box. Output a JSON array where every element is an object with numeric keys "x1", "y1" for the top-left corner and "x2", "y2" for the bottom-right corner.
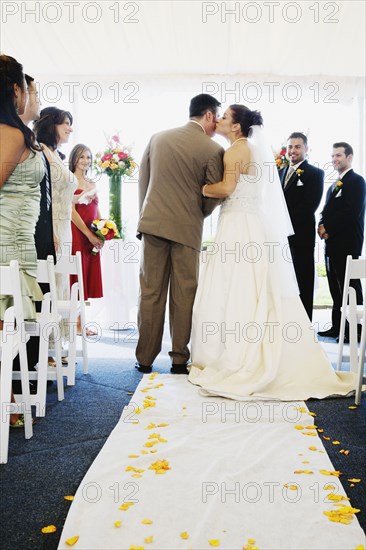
[{"x1": 0, "y1": 54, "x2": 45, "y2": 426}]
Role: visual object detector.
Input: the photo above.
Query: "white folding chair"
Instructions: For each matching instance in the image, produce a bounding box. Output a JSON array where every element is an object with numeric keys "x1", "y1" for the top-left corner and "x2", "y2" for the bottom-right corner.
[
  {"x1": 336, "y1": 255, "x2": 366, "y2": 404},
  {"x1": 0, "y1": 261, "x2": 33, "y2": 444},
  {"x1": 18, "y1": 258, "x2": 65, "y2": 416},
  {"x1": 0, "y1": 307, "x2": 18, "y2": 463},
  {"x1": 54, "y1": 251, "x2": 89, "y2": 384}
]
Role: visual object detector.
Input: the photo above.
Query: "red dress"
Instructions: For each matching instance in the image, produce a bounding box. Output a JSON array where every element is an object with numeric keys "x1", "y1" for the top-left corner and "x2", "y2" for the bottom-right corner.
[{"x1": 71, "y1": 188, "x2": 103, "y2": 300}]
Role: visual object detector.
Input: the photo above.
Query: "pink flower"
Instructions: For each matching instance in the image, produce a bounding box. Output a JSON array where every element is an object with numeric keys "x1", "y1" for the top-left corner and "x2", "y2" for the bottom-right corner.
[
  {"x1": 102, "y1": 153, "x2": 113, "y2": 161},
  {"x1": 118, "y1": 152, "x2": 128, "y2": 160},
  {"x1": 112, "y1": 134, "x2": 120, "y2": 143}
]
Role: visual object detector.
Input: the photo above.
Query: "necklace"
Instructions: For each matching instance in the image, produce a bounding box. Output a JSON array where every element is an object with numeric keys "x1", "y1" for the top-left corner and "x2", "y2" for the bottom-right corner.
[{"x1": 232, "y1": 137, "x2": 247, "y2": 146}]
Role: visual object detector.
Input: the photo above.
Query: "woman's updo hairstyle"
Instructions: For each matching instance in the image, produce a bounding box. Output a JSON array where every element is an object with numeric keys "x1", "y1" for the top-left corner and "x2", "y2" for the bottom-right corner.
[
  {"x1": 33, "y1": 107, "x2": 73, "y2": 154},
  {"x1": 230, "y1": 104, "x2": 263, "y2": 137}
]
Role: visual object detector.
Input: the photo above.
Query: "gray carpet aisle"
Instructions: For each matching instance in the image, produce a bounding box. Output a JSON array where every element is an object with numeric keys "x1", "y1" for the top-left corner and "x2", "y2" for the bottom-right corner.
[{"x1": 0, "y1": 331, "x2": 365, "y2": 550}]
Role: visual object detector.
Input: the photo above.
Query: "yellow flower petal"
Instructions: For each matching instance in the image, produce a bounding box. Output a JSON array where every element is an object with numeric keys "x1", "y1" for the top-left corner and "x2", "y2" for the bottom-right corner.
[
  {"x1": 208, "y1": 540, "x2": 220, "y2": 547},
  {"x1": 144, "y1": 536, "x2": 154, "y2": 543},
  {"x1": 65, "y1": 536, "x2": 79, "y2": 546},
  {"x1": 41, "y1": 525, "x2": 57, "y2": 534},
  {"x1": 308, "y1": 446, "x2": 317, "y2": 451},
  {"x1": 64, "y1": 495, "x2": 74, "y2": 501},
  {"x1": 332, "y1": 441, "x2": 341, "y2": 445},
  {"x1": 348, "y1": 406, "x2": 358, "y2": 410},
  {"x1": 320, "y1": 470, "x2": 342, "y2": 477},
  {"x1": 114, "y1": 521, "x2": 122, "y2": 528},
  {"x1": 294, "y1": 470, "x2": 314, "y2": 474},
  {"x1": 347, "y1": 478, "x2": 361, "y2": 483},
  {"x1": 128, "y1": 455, "x2": 140, "y2": 458},
  {"x1": 180, "y1": 531, "x2": 189, "y2": 539},
  {"x1": 141, "y1": 519, "x2": 153, "y2": 524},
  {"x1": 294, "y1": 425, "x2": 304, "y2": 430}
]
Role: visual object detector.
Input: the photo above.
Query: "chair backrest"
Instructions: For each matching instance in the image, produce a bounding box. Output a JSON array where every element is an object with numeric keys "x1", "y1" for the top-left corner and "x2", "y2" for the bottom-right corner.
[
  {"x1": 37, "y1": 256, "x2": 60, "y2": 322},
  {"x1": 0, "y1": 261, "x2": 25, "y2": 330},
  {"x1": 341, "y1": 256, "x2": 366, "y2": 310},
  {"x1": 54, "y1": 252, "x2": 85, "y2": 302}
]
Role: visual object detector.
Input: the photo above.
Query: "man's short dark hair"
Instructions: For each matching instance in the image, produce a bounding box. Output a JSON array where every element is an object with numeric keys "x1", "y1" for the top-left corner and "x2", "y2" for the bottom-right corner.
[
  {"x1": 333, "y1": 141, "x2": 353, "y2": 156},
  {"x1": 189, "y1": 94, "x2": 221, "y2": 118},
  {"x1": 25, "y1": 74, "x2": 34, "y2": 86},
  {"x1": 288, "y1": 132, "x2": 308, "y2": 146}
]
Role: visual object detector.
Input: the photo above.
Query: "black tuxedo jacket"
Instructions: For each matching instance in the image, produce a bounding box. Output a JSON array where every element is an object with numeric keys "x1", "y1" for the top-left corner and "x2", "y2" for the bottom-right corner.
[
  {"x1": 319, "y1": 169, "x2": 366, "y2": 257},
  {"x1": 34, "y1": 154, "x2": 56, "y2": 261},
  {"x1": 279, "y1": 160, "x2": 324, "y2": 247}
]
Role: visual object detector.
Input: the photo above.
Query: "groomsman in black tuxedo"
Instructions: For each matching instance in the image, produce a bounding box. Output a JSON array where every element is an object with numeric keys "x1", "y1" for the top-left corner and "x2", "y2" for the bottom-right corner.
[
  {"x1": 318, "y1": 142, "x2": 366, "y2": 340},
  {"x1": 279, "y1": 132, "x2": 324, "y2": 320}
]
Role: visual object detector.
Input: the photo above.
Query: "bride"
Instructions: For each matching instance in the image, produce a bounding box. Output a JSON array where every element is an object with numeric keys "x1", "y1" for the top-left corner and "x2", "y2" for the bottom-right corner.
[{"x1": 188, "y1": 104, "x2": 356, "y2": 400}]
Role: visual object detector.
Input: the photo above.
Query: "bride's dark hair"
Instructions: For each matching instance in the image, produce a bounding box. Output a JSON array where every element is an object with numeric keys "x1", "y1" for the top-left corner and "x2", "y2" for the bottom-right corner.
[{"x1": 230, "y1": 105, "x2": 263, "y2": 137}]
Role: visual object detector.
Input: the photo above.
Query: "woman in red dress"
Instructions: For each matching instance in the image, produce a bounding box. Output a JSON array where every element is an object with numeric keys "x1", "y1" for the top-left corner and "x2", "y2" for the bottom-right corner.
[{"x1": 69, "y1": 144, "x2": 104, "y2": 334}]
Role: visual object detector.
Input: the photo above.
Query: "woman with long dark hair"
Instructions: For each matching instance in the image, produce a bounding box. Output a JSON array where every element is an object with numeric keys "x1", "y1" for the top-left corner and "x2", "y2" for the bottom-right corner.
[{"x1": 0, "y1": 54, "x2": 44, "y2": 427}]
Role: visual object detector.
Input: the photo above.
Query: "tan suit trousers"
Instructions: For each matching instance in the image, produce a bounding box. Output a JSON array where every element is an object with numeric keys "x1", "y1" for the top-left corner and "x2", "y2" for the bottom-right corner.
[{"x1": 136, "y1": 234, "x2": 200, "y2": 366}]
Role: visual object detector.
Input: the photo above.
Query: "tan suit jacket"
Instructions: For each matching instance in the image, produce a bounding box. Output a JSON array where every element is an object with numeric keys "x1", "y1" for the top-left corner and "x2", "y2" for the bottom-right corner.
[{"x1": 137, "y1": 121, "x2": 224, "y2": 251}]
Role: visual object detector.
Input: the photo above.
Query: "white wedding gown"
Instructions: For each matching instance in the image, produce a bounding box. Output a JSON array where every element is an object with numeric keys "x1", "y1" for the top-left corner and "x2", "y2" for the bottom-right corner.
[{"x1": 188, "y1": 174, "x2": 356, "y2": 401}]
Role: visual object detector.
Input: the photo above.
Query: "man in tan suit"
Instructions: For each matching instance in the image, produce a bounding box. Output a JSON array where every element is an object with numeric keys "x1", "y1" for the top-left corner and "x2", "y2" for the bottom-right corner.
[{"x1": 136, "y1": 94, "x2": 224, "y2": 374}]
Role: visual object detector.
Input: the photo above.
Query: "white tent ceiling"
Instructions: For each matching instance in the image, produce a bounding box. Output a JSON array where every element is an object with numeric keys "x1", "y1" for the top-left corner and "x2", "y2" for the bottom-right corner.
[{"x1": 1, "y1": 0, "x2": 365, "y2": 80}]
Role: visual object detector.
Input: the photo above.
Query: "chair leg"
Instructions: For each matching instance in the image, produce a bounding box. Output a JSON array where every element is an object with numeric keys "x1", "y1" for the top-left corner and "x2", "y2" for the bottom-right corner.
[
  {"x1": 355, "y1": 324, "x2": 366, "y2": 405},
  {"x1": 54, "y1": 336, "x2": 65, "y2": 401},
  {"x1": 336, "y1": 310, "x2": 346, "y2": 371},
  {"x1": 17, "y1": 339, "x2": 33, "y2": 439}
]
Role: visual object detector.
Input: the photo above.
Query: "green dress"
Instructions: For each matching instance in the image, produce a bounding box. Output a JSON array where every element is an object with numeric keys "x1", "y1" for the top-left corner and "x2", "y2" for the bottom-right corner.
[{"x1": 0, "y1": 150, "x2": 45, "y2": 320}]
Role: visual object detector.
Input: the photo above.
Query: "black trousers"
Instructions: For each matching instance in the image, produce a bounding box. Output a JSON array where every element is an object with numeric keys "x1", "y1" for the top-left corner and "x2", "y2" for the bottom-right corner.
[
  {"x1": 289, "y1": 242, "x2": 315, "y2": 321},
  {"x1": 325, "y1": 252, "x2": 364, "y2": 332}
]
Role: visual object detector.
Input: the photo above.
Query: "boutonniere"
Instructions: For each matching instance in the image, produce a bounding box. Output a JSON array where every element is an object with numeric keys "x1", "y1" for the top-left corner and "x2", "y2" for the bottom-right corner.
[
  {"x1": 334, "y1": 180, "x2": 343, "y2": 193},
  {"x1": 296, "y1": 169, "x2": 304, "y2": 177}
]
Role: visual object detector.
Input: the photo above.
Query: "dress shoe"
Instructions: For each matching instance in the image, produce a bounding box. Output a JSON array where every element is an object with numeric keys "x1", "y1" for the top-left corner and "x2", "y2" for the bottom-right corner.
[
  {"x1": 135, "y1": 362, "x2": 152, "y2": 374},
  {"x1": 170, "y1": 364, "x2": 189, "y2": 375},
  {"x1": 317, "y1": 328, "x2": 339, "y2": 338}
]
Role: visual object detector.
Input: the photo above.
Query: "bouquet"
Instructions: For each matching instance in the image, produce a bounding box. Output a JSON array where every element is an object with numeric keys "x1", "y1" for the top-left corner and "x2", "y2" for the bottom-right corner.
[
  {"x1": 90, "y1": 219, "x2": 119, "y2": 254},
  {"x1": 94, "y1": 133, "x2": 136, "y2": 177},
  {"x1": 274, "y1": 145, "x2": 289, "y2": 170}
]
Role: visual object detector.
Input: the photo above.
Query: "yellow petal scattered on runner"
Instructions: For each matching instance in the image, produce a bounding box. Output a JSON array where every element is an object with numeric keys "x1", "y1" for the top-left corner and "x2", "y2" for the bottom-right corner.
[
  {"x1": 119, "y1": 502, "x2": 135, "y2": 511},
  {"x1": 135, "y1": 408, "x2": 142, "y2": 415},
  {"x1": 294, "y1": 470, "x2": 314, "y2": 474},
  {"x1": 141, "y1": 519, "x2": 153, "y2": 524},
  {"x1": 129, "y1": 546, "x2": 145, "y2": 550},
  {"x1": 243, "y1": 539, "x2": 259, "y2": 550},
  {"x1": 308, "y1": 446, "x2": 317, "y2": 451},
  {"x1": 64, "y1": 496, "x2": 74, "y2": 501},
  {"x1": 149, "y1": 459, "x2": 171, "y2": 473},
  {"x1": 354, "y1": 545, "x2": 365, "y2": 550},
  {"x1": 340, "y1": 449, "x2": 350, "y2": 455},
  {"x1": 284, "y1": 484, "x2": 298, "y2": 490},
  {"x1": 323, "y1": 436, "x2": 331, "y2": 440},
  {"x1": 347, "y1": 478, "x2": 361, "y2": 483},
  {"x1": 180, "y1": 532, "x2": 189, "y2": 539},
  {"x1": 326, "y1": 493, "x2": 350, "y2": 502},
  {"x1": 308, "y1": 411, "x2": 317, "y2": 417},
  {"x1": 132, "y1": 474, "x2": 143, "y2": 478},
  {"x1": 182, "y1": 406, "x2": 187, "y2": 410},
  {"x1": 157, "y1": 423, "x2": 169, "y2": 427},
  {"x1": 208, "y1": 540, "x2": 220, "y2": 547},
  {"x1": 150, "y1": 449, "x2": 157, "y2": 454},
  {"x1": 146, "y1": 423, "x2": 157, "y2": 430},
  {"x1": 294, "y1": 425, "x2": 304, "y2": 430},
  {"x1": 114, "y1": 521, "x2": 122, "y2": 528},
  {"x1": 41, "y1": 525, "x2": 57, "y2": 534},
  {"x1": 350, "y1": 484, "x2": 355, "y2": 487},
  {"x1": 154, "y1": 383, "x2": 164, "y2": 388},
  {"x1": 302, "y1": 461, "x2": 310, "y2": 464},
  {"x1": 317, "y1": 428, "x2": 324, "y2": 433},
  {"x1": 348, "y1": 406, "x2": 358, "y2": 410},
  {"x1": 128, "y1": 455, "x2": 140, "y2": 459},
  {"x1": 127, "y1": 392, "x2": 134, "y2": 395},
  {"x1": 148, "y1": 433, "x2": 160, "y2": 439},
  {"x1": 332, "y1": 441, "x2": 341, "y2": 445},
  {"x1": 144, "y1": 536, "x2": 154, "y2": 543},
  {"x1": 65, "y1": 536, "x2": 79, "y2": 546},
  {"x1": 149, "y1": 373, "x2": 159, "y2": 380},
  {"x1": 324, "y1": 505, "x2": 360, "y2": 524},
  {"x1": 295, "y1": 407, "x2": 308, "y2": 413},
  {"x1": 158, "y1": 438, "x2": 168, "y2": 443},
  {"x1": 305, "y1": 425, "x2": 317, "y2": 430},
  {"x1": 320, "y1": 470, "x2": 342, "y2": 477},
  {"x1": 324, "y1": 484, "x2": 336, "y2": 490},
  {"x1": 141, "y1": 450, "x2": 148, "y2": 455},
  {"x1": 302, "y1": 431, "x2": 317, "y2": 436}
]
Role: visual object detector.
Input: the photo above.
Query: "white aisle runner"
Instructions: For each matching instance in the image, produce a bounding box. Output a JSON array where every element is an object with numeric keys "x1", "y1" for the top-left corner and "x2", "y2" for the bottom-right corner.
[{"x1": 59, "y1": 375, "x2": 365, "y2": 550}]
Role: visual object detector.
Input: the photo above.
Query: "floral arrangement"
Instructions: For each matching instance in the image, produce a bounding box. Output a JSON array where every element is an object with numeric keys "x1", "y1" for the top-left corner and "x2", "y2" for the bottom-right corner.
[
  {"x1": 90, "y1": 219, "x2": 119, "y2": 254},
  {"x1": 274, "y1": 145, "x2": 289, "y2": 170},
  {"x1": 94, "y1": 133, "x2": 136, "y2": 177}
]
